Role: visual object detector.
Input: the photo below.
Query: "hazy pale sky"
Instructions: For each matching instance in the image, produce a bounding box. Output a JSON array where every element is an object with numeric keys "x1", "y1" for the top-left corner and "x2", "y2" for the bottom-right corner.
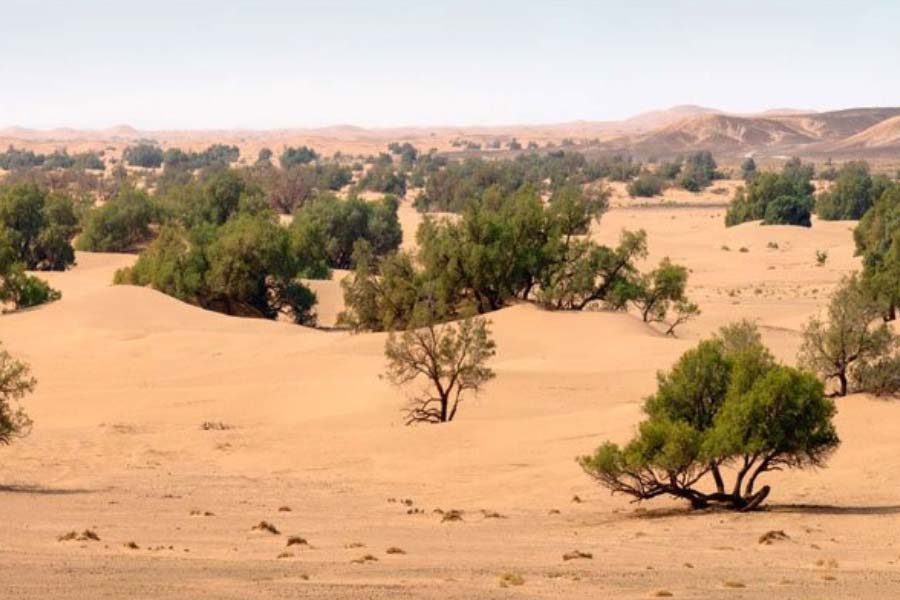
[{"x1": 1, "y1": 0, "x2": 898, "y2": 129}]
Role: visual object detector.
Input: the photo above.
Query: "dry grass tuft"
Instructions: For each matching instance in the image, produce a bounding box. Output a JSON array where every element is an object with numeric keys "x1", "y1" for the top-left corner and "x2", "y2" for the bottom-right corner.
[
  {"x1": 386, "y1": 546, "x2": 406, "y2": 554},
  {"x1": 758, "y1": 530, "x2": 790, "y2": 545},
  {"x1": 562, "y1": 550, "x2": 593, "y2": 561},
  {"x1": 286, "y1": 536, "x2": 307, "y2": 547},
  {"x1": 499, "y1": 572, "x2": 525, "y2": 587},
  {"x1": 58, "y1": 530, "x2": 100, "y2": 542},
  {"x1": 252, "y1": 521, "x2": 280, "y2": 535}
]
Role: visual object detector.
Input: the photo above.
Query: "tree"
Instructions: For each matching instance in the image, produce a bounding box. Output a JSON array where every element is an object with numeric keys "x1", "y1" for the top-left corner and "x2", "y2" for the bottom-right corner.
[
  {"x1": 632, "y1": 257, "x2": 699, "y2": 334},
  {"x1": 256, "y1": 147, "x2": 273, "y2": 165},
  {"x1": 290, "y1": 193, "x2": 402, "y2": 270},
  {"x1": 740, "y1": 157, "x2": 757, "y2": 181},
  {"x1": 280, "y1": 146, "x2": 319, "y2": 169},
  {"x1": 0, "y1": 343, "x2": 35, "y2": 445},
  {"x1": 123, "y1": 143, "x2": 164, "y2": 169},
  {"x1": 725, "y1": 163, "x2": 814, "y2": 227},
  {"x1": 627, "y1": 172, "x2": 664, "y2": 198},
  {"x1": 816, "y1": 161, "x2": 875, "y2": 220},
  {"x1": 799, "y1": 275, "x2": 894, "y2": 396},
  {"x1": 116, "y1": 213, "x2": 319, "y2": 324},
  {"x1": 77, "y1": 185, "x2": 155, "y2": 252},
  {"x1": 853, "y1": 182, "x2": 900, "y2": 319},
  {"x1": 763, "y1": 194, "x2": 813, "y2": 227},
  {"x1": 579, "y1": 321, "x2": 839, "y2": 510},
  {"x1": 384, "y1": 308, "x2": 496, "y2": 425},
  {"x1": 0, "y1": 183, "x2": 77, "y2": 270}
]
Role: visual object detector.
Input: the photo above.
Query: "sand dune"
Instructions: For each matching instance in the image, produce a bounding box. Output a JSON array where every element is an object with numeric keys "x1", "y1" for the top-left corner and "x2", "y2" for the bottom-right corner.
[{"x1": 1, "y1": 195, "x2": 899, "y2": 599}]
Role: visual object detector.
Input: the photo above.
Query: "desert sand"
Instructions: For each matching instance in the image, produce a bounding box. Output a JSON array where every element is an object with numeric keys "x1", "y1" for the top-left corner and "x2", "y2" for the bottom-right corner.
[{"x1": 1, "y1": 188, "x2": 899, "y2": 599}]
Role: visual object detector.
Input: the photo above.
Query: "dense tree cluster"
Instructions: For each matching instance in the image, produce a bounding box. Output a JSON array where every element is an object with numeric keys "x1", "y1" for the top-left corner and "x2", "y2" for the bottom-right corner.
[
  {"x1": 0, "y1": 146, "x2": 105, "y2": 171},
  {"x1": 341, "y1": 183, "x2": 695, "y2": 333},
  {"x1": 725, "y1": 158, "x2": 815, "y2": 227},
  {"x1": 77, "y1": 185, "x2": 156, "y2": 252},
  {"x1": 854, "y1": 182, "x2": 900, "y2": 318},
  {"x1": 279, "y1": 146, "x2": 319, "y2": 169},
  {"x1": 290, "y1": 193, "x2": 402, "y2": 270},
  {"x1": 123, "y1": 143, "x2": 164, "y2": 169},
  {"x1": 162, "y1": 144, "x2": 240, "y2": 171},
  {"x1": 816, "y1": 161, "x2": 894, "y2": 221},
  {"x1": 580, "y1": 321, "x2": 839, "y2": 510},
  {"x1": 0, "y1": 183, "x2": 78, "y2": 270}
]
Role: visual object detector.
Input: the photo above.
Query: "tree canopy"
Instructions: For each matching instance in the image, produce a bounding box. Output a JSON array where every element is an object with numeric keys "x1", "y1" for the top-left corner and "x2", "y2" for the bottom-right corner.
[{"x1": 580, "y1": 321, "x2": 839, "y2": 511}]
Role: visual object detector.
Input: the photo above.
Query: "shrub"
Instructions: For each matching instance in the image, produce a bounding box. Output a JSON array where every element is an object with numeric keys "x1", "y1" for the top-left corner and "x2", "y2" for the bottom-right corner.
[
  {"x1": 77, "y1": 185, "x2": 155, "y2": 252},
  {"x1": 280, "y1": 146, "x2": 319, "y2": 169},
  {"x1": 0, "y1": 343, "x2": 35, "y2": 444},
  {"x1": 740, "y1": 157, "x2": 757, "y2": 181},
  {"x1": 579, "y1": 322, "x2": 839, "y2": 510},
  {"x1": 123, "y1": 143, "x2": 164, "y2": 168},
  {"x1": 627, "y1": 172, "x2": 664, "y2": 198}
]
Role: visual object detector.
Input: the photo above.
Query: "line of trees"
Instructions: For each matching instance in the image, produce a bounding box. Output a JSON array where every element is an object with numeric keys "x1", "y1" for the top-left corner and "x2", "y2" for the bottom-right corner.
[{"x1": 341, "y1": 183, "x2": 698, "y2": 335}]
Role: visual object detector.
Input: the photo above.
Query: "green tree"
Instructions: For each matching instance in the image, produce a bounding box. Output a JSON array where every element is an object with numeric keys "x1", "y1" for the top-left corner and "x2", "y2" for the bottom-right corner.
[
  {"x1": 816, "y1": 161, "x2": 875, "y2": 220},
  {"x1": 725, "y1": 163, "x2": 814, "y2": 227},
  {"x1": 853, "y1": 182, "x2": 900, "y2": 319},
  {"x1": 123, "y1": 143, "x2": 164, "y2": 168},
  {"x1": 632, "y1": 258, "x2": 698, "y2": 335},
  {"x1": 799, "y1": 275, "x2": 894, "y2": 396},
  {"x1": 77, "y1": 185, "x2": 155, "y2": 252},
  {"x1": 279, "y1": 146, "x2": 319, "y2": 169},
  {"x1": 579, "y1": 322, "x2": 839, "y2": 510},
  {"x1": 627, "y1": 172, "x2": 664, "y2": 197},
  {"x1": 0, "y1": 183, "x2": 77, "y2": 270},
  {"x1": 740, "y1": 157, "x2": 757, "y2": 181},
  {"x1": 0, "y1": 343, "x2": 35, "y2": 445}
]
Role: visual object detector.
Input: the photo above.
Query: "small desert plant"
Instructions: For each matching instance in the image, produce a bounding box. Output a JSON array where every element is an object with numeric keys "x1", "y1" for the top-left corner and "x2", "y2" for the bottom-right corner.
[
  {"x1": 815, "y1": 250, "x2": 828, "y2": 266},
  {"x1": 252, "y1": 521, "x2": 280, "y2": 535},
  {"x1": 499, "y1": 573, "x2": 525, "y2": 587},
  {"x1": 767, "y1": 241, "x2": 779, "y2": 250}
]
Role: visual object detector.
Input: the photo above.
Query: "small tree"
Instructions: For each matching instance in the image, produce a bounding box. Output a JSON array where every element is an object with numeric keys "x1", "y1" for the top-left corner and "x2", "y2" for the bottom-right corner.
[
  {"x1": 0, "y1": 343, "x2": 35, "y2": 445},
  {"x1": 799, "y1": 275, "x2": 893, "y2": 396},
  {"x1": 579, "y1": 321, "x2": 839, "y2": 511},
  {"x1": 384, "y1": 308, "x2": 496, "y2": 425},
  {"x1": 632, "y1": 258, "x2": 689, "y2": 323}
]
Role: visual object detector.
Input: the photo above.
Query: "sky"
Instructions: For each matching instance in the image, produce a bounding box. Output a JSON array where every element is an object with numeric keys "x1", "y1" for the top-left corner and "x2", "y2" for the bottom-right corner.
[{"x1": 1, "y1": 0, "x2": 898, "y2": 129}]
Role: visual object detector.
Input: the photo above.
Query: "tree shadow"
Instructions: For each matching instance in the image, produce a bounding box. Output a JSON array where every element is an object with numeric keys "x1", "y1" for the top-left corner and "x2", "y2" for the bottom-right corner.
[
  {"x1": 766, "y1": 503, "x2": 900, "y2": 516},
  {"x1": 0, "y1": 483, "x2": 98, "y2": 495}
]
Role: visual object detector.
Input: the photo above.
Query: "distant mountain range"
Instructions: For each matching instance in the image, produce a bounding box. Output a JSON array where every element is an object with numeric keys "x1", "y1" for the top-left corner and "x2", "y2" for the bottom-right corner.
[
  {"x1": 4, "y1": 105, "x2": 900, "y2": 160},
  {"x1": 606, "y1": 105, "x2": 900, "y2": 158}
]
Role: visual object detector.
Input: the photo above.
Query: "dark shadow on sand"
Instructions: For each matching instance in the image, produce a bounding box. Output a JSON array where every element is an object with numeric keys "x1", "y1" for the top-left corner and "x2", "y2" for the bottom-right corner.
[
  {"x1": 0, "y1": 483, "x2": 98, "y2": 495},
  {"x1": 766, "y1": 503, "x2": 900, "y2": 516}
]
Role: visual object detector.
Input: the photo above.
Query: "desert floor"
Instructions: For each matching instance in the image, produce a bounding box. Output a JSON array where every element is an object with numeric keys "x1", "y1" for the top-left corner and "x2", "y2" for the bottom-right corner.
[{"x1": 1, "y1": 189, "x2": 899, "y2": 599}]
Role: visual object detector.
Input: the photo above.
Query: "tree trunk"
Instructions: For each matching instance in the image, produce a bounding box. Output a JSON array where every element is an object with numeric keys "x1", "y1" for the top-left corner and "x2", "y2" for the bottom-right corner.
[{"x1": 838, "y1": 371, "x2": 848, "y2": 397}]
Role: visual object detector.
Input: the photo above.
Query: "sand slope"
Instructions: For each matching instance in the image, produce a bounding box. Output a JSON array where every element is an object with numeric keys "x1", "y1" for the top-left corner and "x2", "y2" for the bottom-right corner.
[{"x1": 1, "y1": 197, "x2": 899, "y2": 599}]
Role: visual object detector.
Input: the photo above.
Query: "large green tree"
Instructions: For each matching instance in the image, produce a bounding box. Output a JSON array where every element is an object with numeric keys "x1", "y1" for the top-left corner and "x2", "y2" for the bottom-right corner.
[{"x1": 579, "y1": 322, "x2": 839, "y2": 511}]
